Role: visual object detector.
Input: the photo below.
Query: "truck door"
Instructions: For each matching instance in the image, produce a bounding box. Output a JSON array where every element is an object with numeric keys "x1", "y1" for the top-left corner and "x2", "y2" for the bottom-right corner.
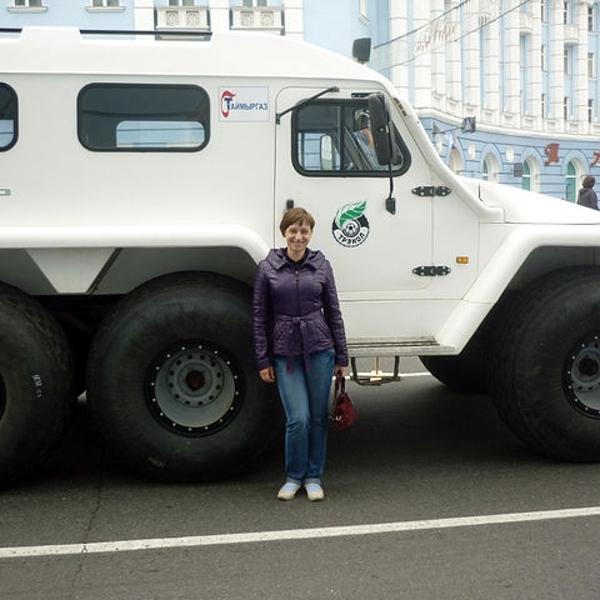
[{"x1": 274, "y1": 87, "x2": 433, "y2": 301}]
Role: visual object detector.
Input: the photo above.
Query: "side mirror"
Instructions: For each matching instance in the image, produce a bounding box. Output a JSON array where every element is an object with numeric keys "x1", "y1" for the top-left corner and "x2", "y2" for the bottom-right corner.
[
  {"x1": 368, "y1": 92, "x2": 397, "y2": 166},
  {"x1": 352, "y1": 38, "x2": 371, "y2": 64}
]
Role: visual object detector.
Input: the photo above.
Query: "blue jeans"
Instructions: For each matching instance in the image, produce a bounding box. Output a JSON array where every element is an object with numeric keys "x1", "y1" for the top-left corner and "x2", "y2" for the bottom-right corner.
[{"x1": 274, "y1": 348, "x2": 335, "y2": 484}]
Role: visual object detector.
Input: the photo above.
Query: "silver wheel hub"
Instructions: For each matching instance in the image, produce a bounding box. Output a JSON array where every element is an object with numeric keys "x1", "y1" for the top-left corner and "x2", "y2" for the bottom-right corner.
[
  {"x1": 565, "y1": 337, "x2": 600, "y2": 416},
  {"x1": 147, "y1": 343, "x2": 241, "y2": 435}
]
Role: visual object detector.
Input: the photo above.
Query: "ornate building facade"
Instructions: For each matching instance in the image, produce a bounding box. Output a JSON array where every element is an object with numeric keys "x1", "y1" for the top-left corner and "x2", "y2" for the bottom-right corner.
[{"x1": 371, "y1": 0, "x2": 600, "y2": 200}]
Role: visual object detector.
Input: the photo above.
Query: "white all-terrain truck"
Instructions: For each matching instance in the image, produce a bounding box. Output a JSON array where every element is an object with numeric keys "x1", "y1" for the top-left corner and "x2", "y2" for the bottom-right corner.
[{"x1": 1, "y1": 26, "x2": 600, "y2": 485}]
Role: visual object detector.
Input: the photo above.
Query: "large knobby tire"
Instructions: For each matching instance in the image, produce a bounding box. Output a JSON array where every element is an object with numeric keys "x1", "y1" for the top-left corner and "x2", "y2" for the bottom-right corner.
[
  {"x1": 419, "y1": 296, "x2": 512, "y2": 393},
  {"x1": 491, "y1": 267, "x2": 600, "y2": 461},
  {"x1": 420, "y1": 341, "x2": 488, "y2": 394},
  {"x1": 0, "y1": 284, "x2": 73, "y2": 486},
  {"x1": 87, "y1": 273, "x2": 279, "y2": 482}
]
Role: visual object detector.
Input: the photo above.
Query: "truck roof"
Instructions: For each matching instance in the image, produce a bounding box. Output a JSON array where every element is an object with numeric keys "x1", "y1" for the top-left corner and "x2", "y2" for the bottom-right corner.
[{"x1": 0, "y1": 26, "x2": 386, "y2": 84}]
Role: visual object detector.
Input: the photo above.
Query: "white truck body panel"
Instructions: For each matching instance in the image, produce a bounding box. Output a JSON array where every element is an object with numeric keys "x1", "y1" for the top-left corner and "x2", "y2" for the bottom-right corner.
[{"x1": 1, "y1": 27, "x2": 599, "y2": 355}]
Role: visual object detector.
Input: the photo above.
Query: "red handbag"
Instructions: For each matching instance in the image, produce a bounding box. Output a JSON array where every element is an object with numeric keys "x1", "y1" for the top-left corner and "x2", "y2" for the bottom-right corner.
[{"x1": 330, "y1": 374, "x2": 357, "y2": 431}]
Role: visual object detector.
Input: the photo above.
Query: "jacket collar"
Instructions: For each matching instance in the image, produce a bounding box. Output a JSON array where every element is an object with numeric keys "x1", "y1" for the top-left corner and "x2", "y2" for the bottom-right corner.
[{"x1": 266, "y1": 247, "x2": 323, "y2": 271}]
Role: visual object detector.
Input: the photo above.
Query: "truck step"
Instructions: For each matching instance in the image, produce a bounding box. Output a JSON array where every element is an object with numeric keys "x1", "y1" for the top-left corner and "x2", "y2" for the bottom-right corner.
[{"x1": 347, "y1": 338, "x2": 455, "y2": 357}]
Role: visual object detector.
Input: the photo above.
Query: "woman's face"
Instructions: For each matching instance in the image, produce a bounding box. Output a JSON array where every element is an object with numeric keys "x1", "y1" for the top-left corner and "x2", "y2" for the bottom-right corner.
[{"x1": 283, "y1": 220, "x2": 313, "y2": 254}]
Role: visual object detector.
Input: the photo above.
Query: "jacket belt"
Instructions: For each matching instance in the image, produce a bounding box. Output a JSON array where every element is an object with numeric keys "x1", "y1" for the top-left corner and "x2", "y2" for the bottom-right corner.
[{"x1": 276, "y1": 310, "x2": 323, "y2": 372}]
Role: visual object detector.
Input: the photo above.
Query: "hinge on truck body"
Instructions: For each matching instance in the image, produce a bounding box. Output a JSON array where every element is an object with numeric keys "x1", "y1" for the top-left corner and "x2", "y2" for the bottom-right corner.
[
  {"x1": 412, "y1": 265, "x2": 451, "y2": 277},
  {"x1": 411, "y1": 185, "x2": 451, "y2": 197}
]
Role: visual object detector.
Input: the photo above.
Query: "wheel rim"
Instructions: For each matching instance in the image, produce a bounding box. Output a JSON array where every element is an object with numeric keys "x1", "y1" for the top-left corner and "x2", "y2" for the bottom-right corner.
[
  {"x1": 145, "y1": 340, "x2": 243, "y2": 436},
  {"x1": 564, "y1": 336, "x2": 600, "y2": 417}
]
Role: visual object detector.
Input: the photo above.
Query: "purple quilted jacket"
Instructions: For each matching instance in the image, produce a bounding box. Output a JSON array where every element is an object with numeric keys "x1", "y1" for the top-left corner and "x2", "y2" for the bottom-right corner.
[{"x1": 252, "y1": 248, "x2": 348, "y2": 371}]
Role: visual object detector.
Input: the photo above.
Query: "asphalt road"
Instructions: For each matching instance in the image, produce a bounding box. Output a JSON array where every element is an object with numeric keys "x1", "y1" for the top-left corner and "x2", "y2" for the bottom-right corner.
[{"x1": 2, "y1": 359, "x2": 600, "y2": 600}]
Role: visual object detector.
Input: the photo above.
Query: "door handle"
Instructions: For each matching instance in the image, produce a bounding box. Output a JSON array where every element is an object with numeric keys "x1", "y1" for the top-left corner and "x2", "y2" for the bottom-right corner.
[{"x1": 286, "y1": 199, "x2": 294, "y2": 210}]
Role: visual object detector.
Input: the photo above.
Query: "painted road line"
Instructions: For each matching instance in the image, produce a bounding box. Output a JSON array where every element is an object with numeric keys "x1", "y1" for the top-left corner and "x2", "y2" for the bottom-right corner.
[{"x1": 1, "y1": 506, "x2": 600, "y2": 559}]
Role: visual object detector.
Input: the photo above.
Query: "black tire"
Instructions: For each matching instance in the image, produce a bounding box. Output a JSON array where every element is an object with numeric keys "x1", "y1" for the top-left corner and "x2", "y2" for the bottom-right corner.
[
  {"x1": 419, "y1": 297, "x2": 509, "y2": 393},
  {"x1": 420, "y1": 343, "x2": 488, "y2": 393},
  {"x1": 0, "y1": 284, "x2": 73, "y2": 486},
  {"x1": 490, "y1": 267, "x2": 600, "y2": 461},
  {"x1": 87, "y1": 272, "x2": 279, "y2": 482}
]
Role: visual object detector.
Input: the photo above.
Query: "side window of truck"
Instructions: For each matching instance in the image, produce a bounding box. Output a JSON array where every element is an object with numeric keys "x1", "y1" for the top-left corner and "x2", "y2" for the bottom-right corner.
[
  {"x1": 293, "y1": 100, "x2": 410, "y2": 176},
  {"x1": 0, "y1": 83, "x2": 17, "y2": 151},
  {"x1": 78, "y1": 84, "x2": 209, "y2": 152}
]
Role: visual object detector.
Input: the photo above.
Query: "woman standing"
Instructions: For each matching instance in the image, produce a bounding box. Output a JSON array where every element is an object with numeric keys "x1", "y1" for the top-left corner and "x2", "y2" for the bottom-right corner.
[{"x1": 252, "y1": 208, "x2": 348, "y2": 501}]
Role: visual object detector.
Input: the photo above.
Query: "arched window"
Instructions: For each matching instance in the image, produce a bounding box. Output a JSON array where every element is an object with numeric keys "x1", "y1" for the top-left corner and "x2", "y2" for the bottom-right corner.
[
  {"x1": 448, "y1": 148, "x2": 463, "y2": 174},
  {"x1": 481, "y1": 153, "x2": 500, "y2": 182},
  {"x1": 522, "y1": 160, "x2": 531, "y2": 190},
  {"x1": 565, "y1": 161, "x2": 577, "y2": 201}
]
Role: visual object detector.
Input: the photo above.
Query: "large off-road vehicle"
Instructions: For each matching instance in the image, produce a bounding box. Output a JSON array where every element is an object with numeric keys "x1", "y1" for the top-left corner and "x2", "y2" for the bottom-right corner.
[{"x1": 2, "y1": 26, "x2": 600, "y2": 484}]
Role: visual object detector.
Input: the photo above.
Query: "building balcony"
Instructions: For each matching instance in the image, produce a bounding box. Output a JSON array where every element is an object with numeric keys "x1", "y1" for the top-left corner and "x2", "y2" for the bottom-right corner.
[
  {"x1": 519, "y1": 11, "x2": 534, "y2": 33},
  {"x1": 156, "y1": 6, "x2": 210, "y2": 32},
  {"x1": 564, "y1": 24, "x2": 579, "y2": 44},
  {"x1": 230, "y1": 6, "x2": 284, "y2": 33}
]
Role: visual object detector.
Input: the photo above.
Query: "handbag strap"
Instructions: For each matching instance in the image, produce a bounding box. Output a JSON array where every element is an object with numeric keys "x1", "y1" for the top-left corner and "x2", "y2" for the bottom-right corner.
[{"x1": 334, "y1": 372, "x2": 346, "y2": 396}]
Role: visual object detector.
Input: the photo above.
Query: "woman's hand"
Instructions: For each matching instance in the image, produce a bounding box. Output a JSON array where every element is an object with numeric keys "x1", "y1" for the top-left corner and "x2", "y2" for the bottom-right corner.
[
  {"x1": 334, "y1": 365, "x2": 348, "y2": 378},
  {"x1": 259, "y1": 367, "x2": 275, "y2": 383}
]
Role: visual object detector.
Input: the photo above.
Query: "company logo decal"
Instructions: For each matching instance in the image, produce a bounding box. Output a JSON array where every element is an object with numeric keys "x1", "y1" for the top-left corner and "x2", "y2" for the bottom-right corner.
[
  {"x1": 218, "y1": 87, "x2": 270, "y2": 122},
  {"x1": 221, "y1": 90, "x2": 236, "y2": 118},
  {"x1": 332, "y1": 201, "x2": 370, "y2": 247}
]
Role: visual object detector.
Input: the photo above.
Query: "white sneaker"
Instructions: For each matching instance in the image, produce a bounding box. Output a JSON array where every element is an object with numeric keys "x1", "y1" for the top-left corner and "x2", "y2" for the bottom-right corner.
[
  {"x1": 304, "y1": 482, "x2": 325, "y2": 501},
  {"x1": 277, "y1": 481, "x2": 301, "y2": 501}
]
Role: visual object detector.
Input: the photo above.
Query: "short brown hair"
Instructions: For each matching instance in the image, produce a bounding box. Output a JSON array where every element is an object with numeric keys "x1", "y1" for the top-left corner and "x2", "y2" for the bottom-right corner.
[
  {"x1": 583, "y1": 175, "x2": 596, "y2": 188},
  {"x1": 279, "y1": 207, "x2": 315, "y2": 236}
]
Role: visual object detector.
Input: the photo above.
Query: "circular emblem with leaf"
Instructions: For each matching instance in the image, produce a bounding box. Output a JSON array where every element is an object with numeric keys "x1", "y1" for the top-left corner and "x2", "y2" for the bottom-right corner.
[{"x1": 332, "y1": 201, "x2": 370, "y2": 247}]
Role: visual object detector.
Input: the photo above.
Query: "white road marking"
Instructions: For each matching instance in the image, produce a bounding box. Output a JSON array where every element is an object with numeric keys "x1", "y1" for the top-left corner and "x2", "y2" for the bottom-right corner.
[{"x1": 2, "y1": 506, "x2": 600, "y2": 559}]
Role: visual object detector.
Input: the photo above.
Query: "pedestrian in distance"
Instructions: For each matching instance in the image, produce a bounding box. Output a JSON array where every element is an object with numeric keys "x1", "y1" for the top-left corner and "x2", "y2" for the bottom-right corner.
[
  {"x1": 252, "y1": 207, "x2": 348, "y2": 502},
  {"x1": 577, "y1": 175, "x2": 599, "y2": 210}
]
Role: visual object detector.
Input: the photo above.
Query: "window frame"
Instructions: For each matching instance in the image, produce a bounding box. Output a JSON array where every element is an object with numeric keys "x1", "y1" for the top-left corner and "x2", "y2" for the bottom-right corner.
[
  {"x1": 90, "y1": 0, "x2": 121, "y2": 7},
  {"x1": 77, "y1": 82, "x2": 210, "y2": 153},
  {"x1": 13, "y1": 0, "x2": 44, "y2": 6},
  {"x1": 541, "y1": 93, "x2": 546, "y2": 119},
  {"x1": 359, "y1": 0, "x2": 368, "y2": 20},
  {"x1": 564, "y1": 47, "x2": 571, "y2": 75},
  {"x1": 0, "y1": 83, "x2": 18, "y2": 152},
  {"x1": 521, "y1": 160, "x2": 531, "y2": 191},
  {"x1": 541, "y1": 44, "x2": 546, "y2": 72},
  {"x1": 291, "y1": 99, "x2": 411, "y2": 179}
]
